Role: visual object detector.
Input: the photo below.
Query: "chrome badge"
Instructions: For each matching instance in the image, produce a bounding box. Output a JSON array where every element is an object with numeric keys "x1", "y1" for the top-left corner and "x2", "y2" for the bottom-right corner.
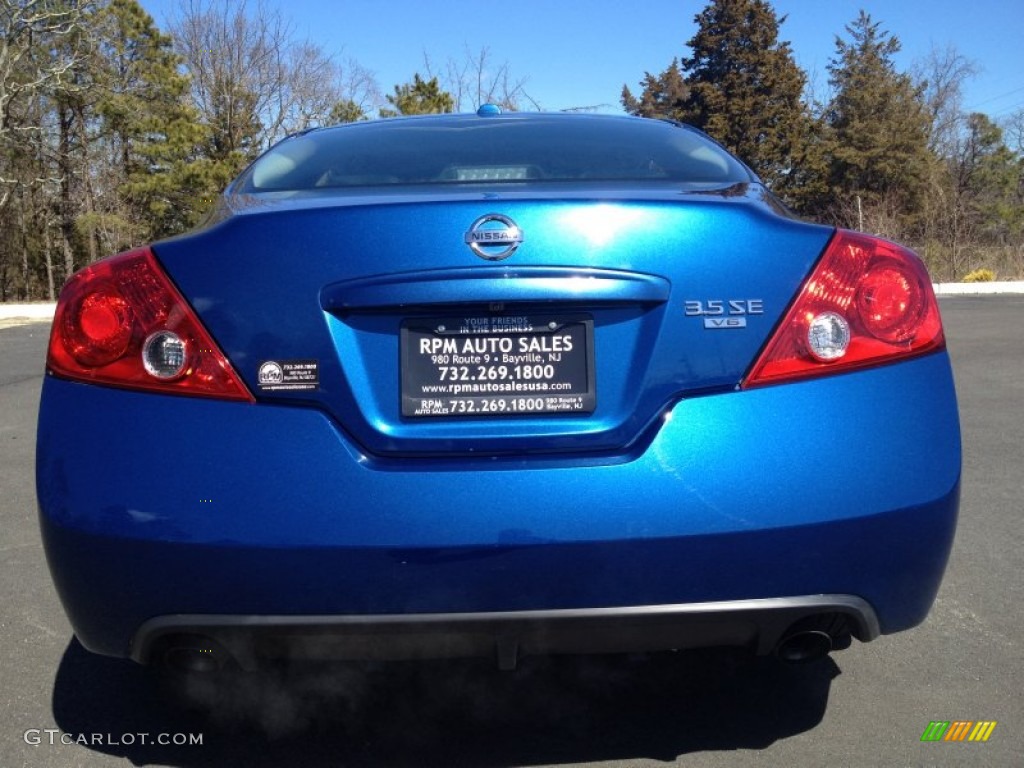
[
  {"x1": 684, "y1": 298, "x2": 764, "y2": 329},
  {"x1": 465, "y1": 214, "x2": 523, "y2": 260}
]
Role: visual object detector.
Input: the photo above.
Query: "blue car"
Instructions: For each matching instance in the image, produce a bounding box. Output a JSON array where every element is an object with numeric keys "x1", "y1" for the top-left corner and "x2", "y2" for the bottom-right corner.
[{"x1": 37, "y1": 109, "x2": 960, "y2": 672}]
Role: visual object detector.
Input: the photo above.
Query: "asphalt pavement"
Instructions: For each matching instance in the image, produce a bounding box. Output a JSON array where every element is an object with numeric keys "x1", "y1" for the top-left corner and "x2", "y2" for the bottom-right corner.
[{"x1": 1, "y1": 297, "x2": 1021, "y2": 767}]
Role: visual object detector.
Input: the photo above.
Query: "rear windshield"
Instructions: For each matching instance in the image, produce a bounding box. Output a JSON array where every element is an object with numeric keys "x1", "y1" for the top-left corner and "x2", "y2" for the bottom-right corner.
[{"x1": 234, "y1": 115, "x2": 753, "y2": 192}]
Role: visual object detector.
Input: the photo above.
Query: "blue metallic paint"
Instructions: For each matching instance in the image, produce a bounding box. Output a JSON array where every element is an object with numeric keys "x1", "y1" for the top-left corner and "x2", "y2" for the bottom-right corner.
[
  {"x1": 36, "y1": 117, "x2": 961, "y2": 663},
  {"x1": 151, "y1": 192, "x2": 834, "y2": 456},
  {"x1": 38, "y1": 350, "x2": 959, "y2": 657}
]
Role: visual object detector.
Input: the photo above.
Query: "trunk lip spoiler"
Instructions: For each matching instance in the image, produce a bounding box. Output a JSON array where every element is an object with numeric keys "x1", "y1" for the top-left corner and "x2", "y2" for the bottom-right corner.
[{"x1": 321, "y1": 266, "x2": 671, "y2": 312}]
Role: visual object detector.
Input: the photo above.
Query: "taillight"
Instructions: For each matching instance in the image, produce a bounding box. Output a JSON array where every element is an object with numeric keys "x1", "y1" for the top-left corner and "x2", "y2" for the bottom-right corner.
[
  {"x1": 47, "y1": 247, "x2": 254, "y2": 402},
  {"x1": 743, "y1": 230, "x2": 944, "y2": 388}
]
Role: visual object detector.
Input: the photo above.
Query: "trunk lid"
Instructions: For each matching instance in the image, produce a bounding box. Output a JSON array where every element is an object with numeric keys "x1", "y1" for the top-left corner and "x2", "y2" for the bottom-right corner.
[{"x1": 155, "y1": 185, "x2": 832, "y2": 456}]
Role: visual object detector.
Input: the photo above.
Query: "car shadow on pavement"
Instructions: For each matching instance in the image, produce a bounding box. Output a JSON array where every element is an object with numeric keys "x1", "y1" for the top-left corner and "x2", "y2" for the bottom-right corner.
[{"x1": 52, "y1": 637, "x2": 838, "y2": 766}]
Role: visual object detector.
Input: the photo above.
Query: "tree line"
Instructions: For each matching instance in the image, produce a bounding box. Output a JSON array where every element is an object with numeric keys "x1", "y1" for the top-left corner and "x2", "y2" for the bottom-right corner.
[
  {"x1": 623, "y1": 1, "x2": 1022, "y2": 282},
  {"x1": 0, "y1": 0, "x2": 532, "y2": 301},
  {"x1": 1, "y1": 0, "x2": 1021, "y2": 301},
  {"x1": 622, "y1": 0, "x2": 1024, "y2": 282}
]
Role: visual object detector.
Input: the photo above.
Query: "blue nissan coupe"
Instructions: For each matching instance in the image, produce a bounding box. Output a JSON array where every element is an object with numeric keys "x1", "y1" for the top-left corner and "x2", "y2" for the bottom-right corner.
[{"x1": 36, "y1": 109, "x2": 960, "y2": 673}]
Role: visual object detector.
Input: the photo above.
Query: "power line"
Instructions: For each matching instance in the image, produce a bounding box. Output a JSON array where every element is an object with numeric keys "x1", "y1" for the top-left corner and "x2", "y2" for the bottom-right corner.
[
  {"x1": 991, "y1": 101, "x2": 1024, "y2": 118},
  {"x1": 966, "y1": 85, "x2": 1024, "y2": 111}
]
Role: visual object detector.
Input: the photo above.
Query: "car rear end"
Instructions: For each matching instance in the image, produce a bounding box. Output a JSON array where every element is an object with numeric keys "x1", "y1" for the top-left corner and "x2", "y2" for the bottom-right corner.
[{"x1": 36, "y1": 114, "x2": 960, "y2": 671}]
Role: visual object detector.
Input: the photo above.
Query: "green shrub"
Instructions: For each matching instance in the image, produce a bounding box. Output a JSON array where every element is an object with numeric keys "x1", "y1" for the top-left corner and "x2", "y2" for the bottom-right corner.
[{"x1": 962, "y1": 268, "x2": 996, "y2": 283}]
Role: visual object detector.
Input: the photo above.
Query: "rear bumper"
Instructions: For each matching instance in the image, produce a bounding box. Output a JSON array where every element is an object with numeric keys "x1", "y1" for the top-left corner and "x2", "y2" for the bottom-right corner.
[
  {"x1": 131, "y1": 595, "x2": 879, "y2": 670},
  {"x1": 36, "y1": 351, "x2": 960, "y2": 662}
]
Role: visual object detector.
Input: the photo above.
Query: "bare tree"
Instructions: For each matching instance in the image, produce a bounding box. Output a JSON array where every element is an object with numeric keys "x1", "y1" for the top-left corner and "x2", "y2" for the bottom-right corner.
[
  {"x1": 913, "y1": 43, "x2": 978, "y2": 156},
  {"x1": 0, "y1": 0, "x2": 91, "y2": 210},
  {"x1": 1003, "y1": 108, "x2": 1024, "y2": 156},
  {"x1": 911, "y1": 45, "x2": 983, "y2": 279},
  {"x1": 290, "y1": 48, "x2": 379, "y2": 127},
  {"x1": 426, "y1": 46, "x2": 538, "y2": 112},
  {"x1": 170, "y1": 0, "x2": 378, "y2": 160}
]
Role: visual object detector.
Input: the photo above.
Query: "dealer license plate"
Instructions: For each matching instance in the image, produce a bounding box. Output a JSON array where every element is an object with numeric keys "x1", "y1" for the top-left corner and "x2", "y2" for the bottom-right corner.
[{"x1": 401, "y1": 314, "x2": 595, "y2": 417}]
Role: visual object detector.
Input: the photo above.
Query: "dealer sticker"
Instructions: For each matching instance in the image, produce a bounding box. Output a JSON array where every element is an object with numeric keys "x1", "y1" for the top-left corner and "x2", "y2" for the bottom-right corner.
[{"x1": 257, "y1": 359, "x2": 319, "y2": 391}]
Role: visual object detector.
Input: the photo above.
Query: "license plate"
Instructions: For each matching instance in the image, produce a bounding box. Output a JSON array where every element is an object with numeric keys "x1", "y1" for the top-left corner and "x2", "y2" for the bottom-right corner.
[{"x1": 401, "y1": 314, "x2": 595, "y2": 417}]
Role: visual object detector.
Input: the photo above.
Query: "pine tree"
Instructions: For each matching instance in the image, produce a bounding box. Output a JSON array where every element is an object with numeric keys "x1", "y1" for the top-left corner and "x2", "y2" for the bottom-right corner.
[
  {"x1": 380, "y1": 74, "x2": 454, "y2": 117},
  {"x1": 825, "y1": 11, "x2": 933, "y2": 227},
  {"x1": 685, "y1": 0, "x2": 813, "y2": 196},
  {"x1": 621, "y1": 60, "x2": 689, "y2": 119},
  {"x1": 621, "y1": 0, "x2": 816, "y2": 205},
  {"x1": 958, "y1": 114, "x2": 1023, "y2": 245},
  {"x1": 329, "y1": 99, "x2": 368, "y2": 124},
  {"x1": 96, "y1": 0, "x2": 216, "y2": 241}
]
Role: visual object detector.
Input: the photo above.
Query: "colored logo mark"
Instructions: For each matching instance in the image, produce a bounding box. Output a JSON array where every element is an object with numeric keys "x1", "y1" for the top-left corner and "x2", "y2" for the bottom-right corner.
[{"x1": 921, "y1": 721, "x2": 997, "y2": 742}]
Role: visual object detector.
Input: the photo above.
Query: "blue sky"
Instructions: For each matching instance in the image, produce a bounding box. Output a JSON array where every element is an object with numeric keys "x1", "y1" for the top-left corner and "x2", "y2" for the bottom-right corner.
[{"x1": 140, "y1": 0, "x2": 1024, "y2": 120}]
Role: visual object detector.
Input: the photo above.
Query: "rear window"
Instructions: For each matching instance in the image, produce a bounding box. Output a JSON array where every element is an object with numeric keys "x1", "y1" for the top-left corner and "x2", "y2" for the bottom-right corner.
[{"x1": 234, "y1": 114, "x2": 753, "y2": 192}]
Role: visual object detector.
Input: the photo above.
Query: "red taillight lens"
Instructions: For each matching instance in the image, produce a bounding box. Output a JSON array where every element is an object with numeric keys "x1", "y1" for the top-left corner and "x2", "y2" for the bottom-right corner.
[
  {"x1": 743, "y1": 230, "x2": 944, "y2": 388},
  {"x1": 855, "y1": 263, "x2": 925, "y2": 342},
  {"x1": 64, "y1": 288, "x2": 134, "y2": 366},
  {"x1": 47, "y1": 247, "x2": 254, "y2": 402}
]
